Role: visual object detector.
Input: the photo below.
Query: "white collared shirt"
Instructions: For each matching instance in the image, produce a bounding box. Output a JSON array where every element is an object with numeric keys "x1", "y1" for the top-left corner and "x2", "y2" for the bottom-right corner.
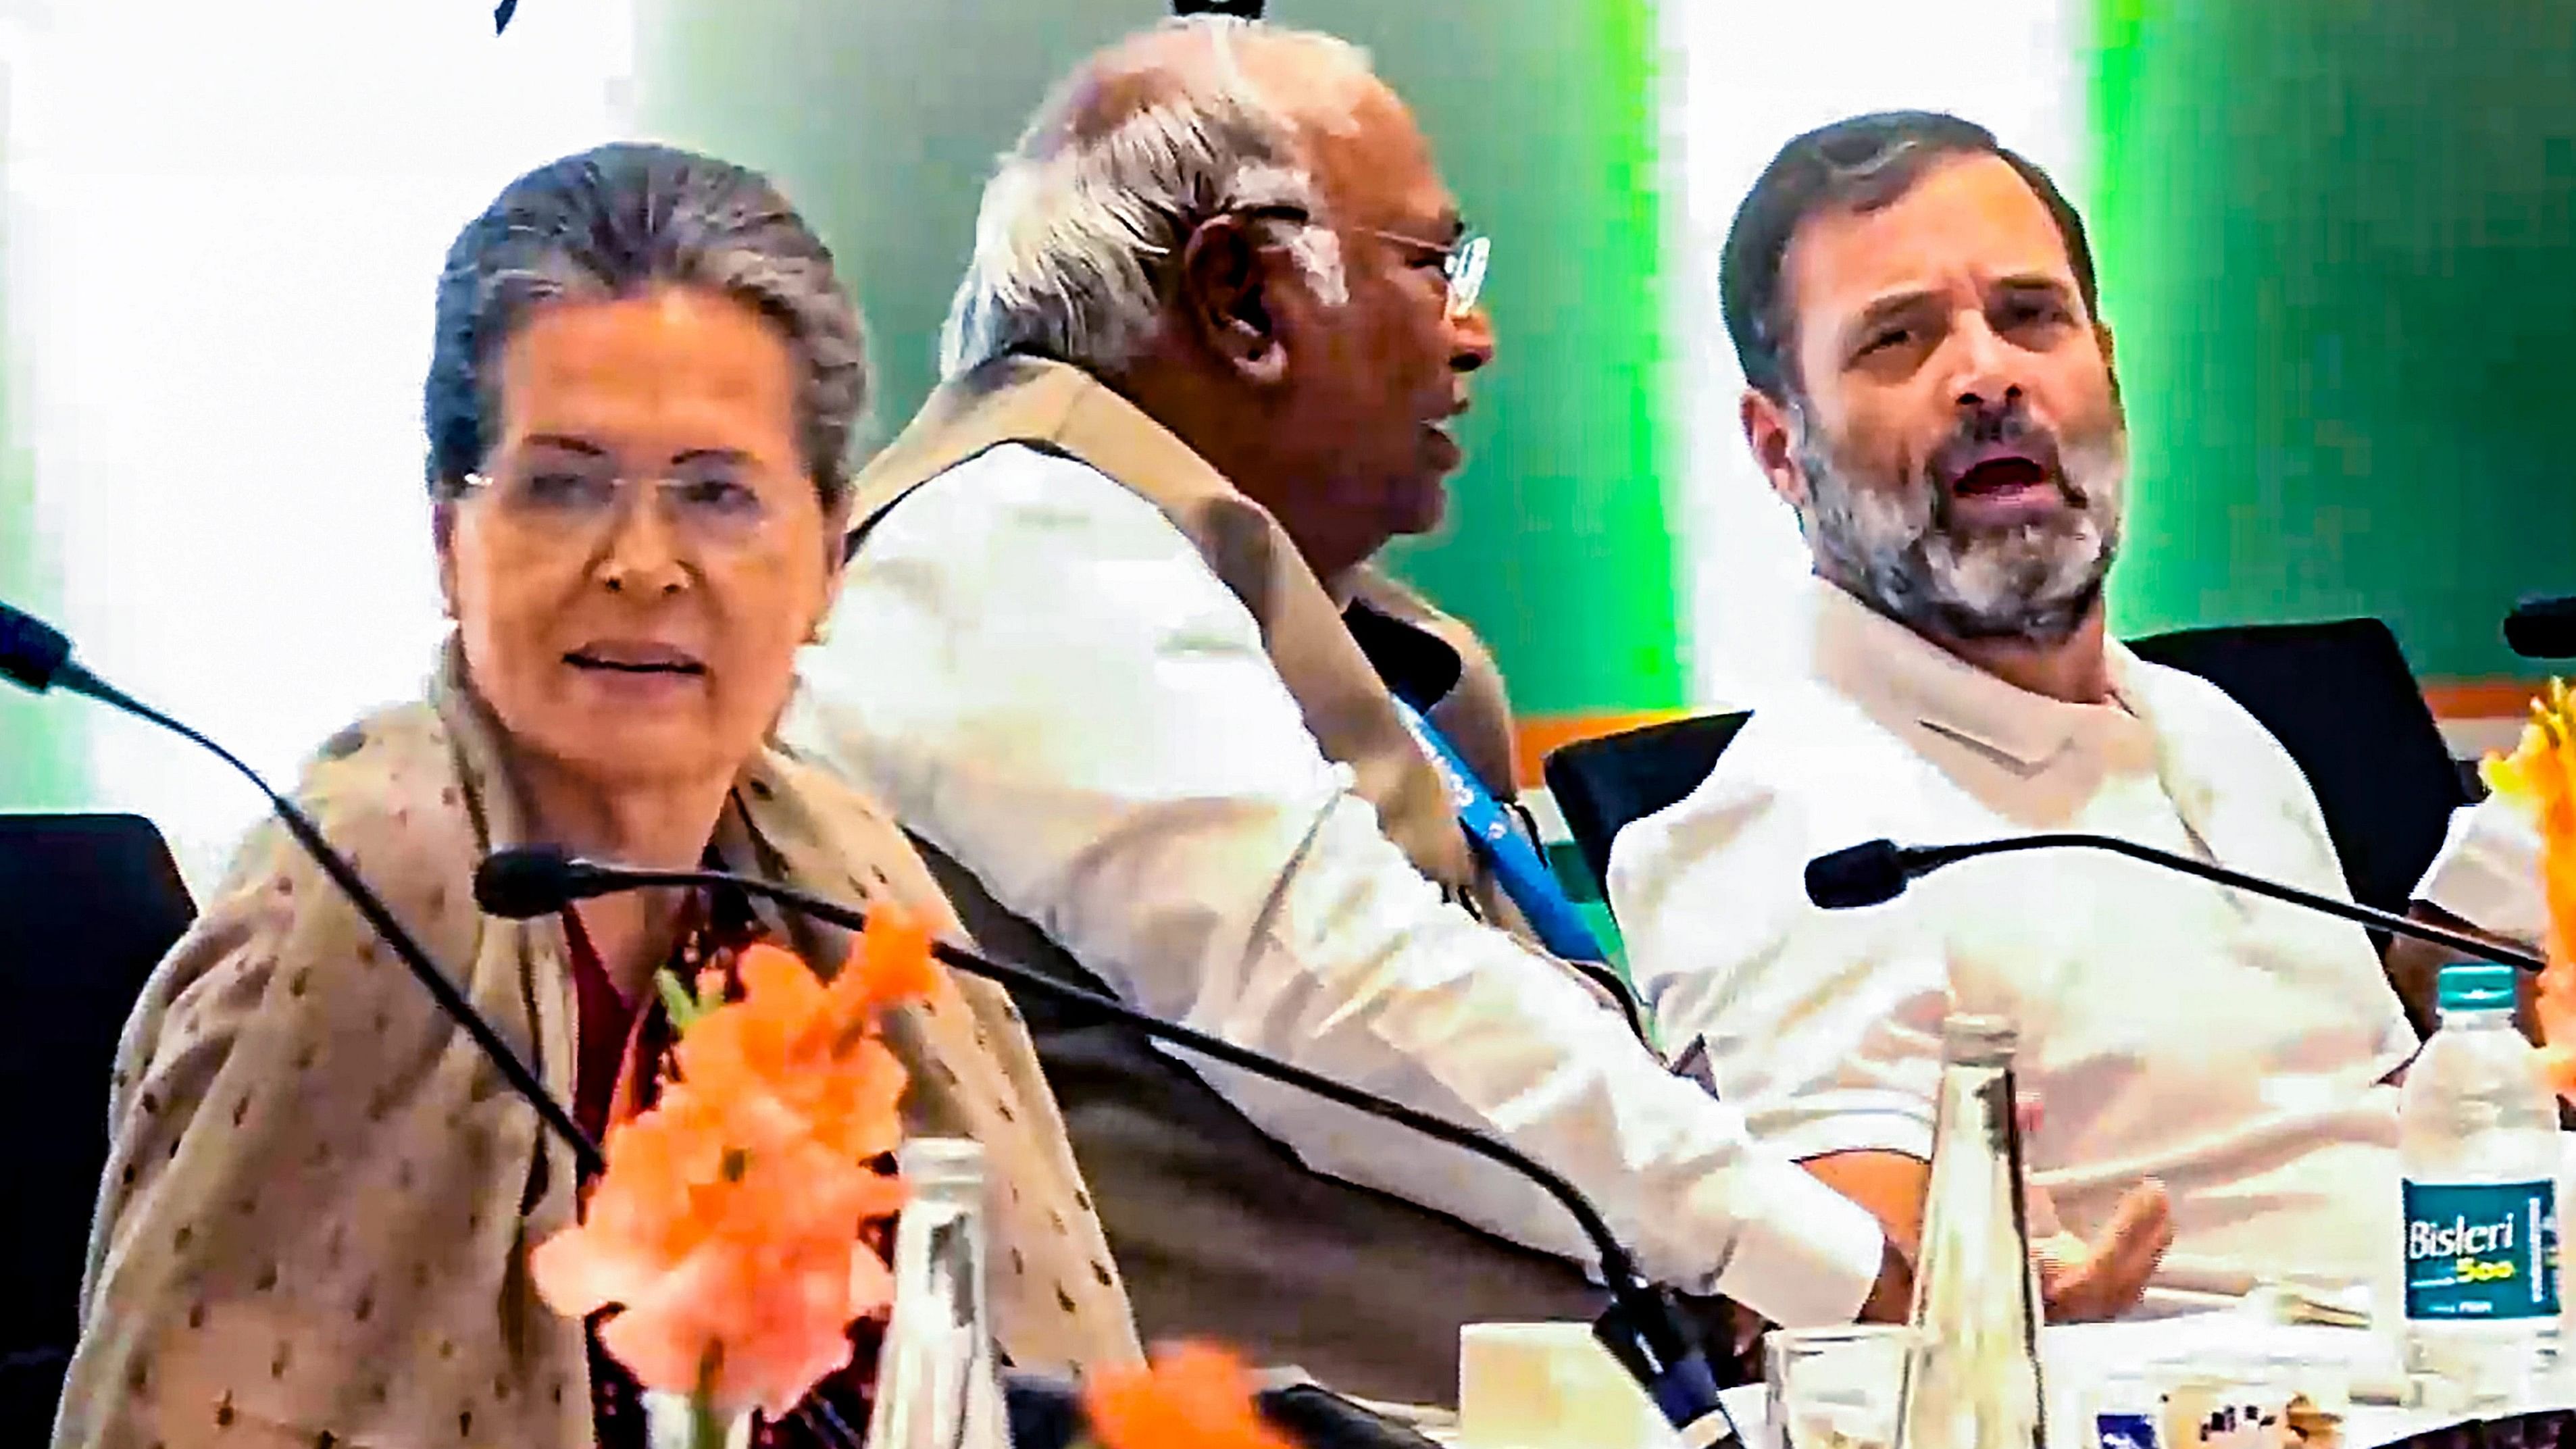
[
  {"x1": 1611, "y1": 581, "x2": 2419, "y2": 1301},
  {"x1": 2417, "y1": 796, "x2": 2548, "y2": 944},
  {"x1": 781, "y1": 442, "x2": 1888, "y2": 1325}
]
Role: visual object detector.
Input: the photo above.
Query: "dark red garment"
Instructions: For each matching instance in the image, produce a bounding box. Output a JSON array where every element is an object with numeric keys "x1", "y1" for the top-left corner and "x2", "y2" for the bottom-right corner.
[
  {"x1": 560, "y1": 898, "x2": 884, "y2": 1449},
  {"x1": 563, "y1": 906, "x2": 647, "y2": 1148}
]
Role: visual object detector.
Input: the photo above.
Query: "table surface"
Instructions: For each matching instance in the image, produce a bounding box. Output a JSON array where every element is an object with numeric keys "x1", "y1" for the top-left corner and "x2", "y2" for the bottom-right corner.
[
  {"x1": 1709, "y1": 1311, "x2": 2576, "y2": 1448},
  {"x1": 1415, "y1": 1310, "x2": 2576, "y2": 1448},
  {"x1": 1428, "y1": 1136, "x2": 2576, "y2": 1448}
]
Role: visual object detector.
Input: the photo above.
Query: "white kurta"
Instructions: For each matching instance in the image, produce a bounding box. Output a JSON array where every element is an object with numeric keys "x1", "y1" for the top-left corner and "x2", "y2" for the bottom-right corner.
[{"x1": 1612, "y1": 581, "x2": 2420, "y2": 1303}]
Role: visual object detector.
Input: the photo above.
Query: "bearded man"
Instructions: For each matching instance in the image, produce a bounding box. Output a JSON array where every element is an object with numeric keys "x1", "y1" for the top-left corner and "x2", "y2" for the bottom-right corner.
[{"x1": 1609, "y1": 111, "x2": 2417, "y2": 1311}]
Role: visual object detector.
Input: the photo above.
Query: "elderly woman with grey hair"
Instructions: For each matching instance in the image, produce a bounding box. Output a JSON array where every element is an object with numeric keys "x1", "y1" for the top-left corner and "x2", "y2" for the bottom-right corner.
[{"x1": 52, "y1": 143, "x2": 1138, "y2": 1449}]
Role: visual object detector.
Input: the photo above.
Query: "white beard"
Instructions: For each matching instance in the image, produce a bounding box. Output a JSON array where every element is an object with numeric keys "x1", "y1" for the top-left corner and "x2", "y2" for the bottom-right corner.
[{"x1": 1796, "y1": 416, "x2": 2128, "y2": 644}]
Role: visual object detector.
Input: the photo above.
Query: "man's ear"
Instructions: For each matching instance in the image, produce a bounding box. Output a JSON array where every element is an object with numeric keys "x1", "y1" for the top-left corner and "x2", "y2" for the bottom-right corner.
[
  {"x1": 1740, "y1": 385, "x2": 1811, "y2": 510},
  {"x1": 1175, "y1": 215, "x2": 1290, "y2": 386}
]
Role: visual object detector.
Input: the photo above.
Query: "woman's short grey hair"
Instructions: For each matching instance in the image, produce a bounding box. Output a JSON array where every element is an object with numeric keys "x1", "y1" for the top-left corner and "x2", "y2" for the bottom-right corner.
[
  {"x1": 426, "y1": 142, "x2": 867, "y2": 507},
  {"x1": 939, "y1": 17, "x2": 1373, "y2": 379}
]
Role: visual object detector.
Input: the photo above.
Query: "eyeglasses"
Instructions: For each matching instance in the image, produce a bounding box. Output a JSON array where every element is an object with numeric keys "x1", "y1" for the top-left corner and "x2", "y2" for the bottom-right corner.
[
  {"x1": 455, "y1": 459, "x2": 780, "y2": 553},
  {"x1": 1361, "y1": 227, "x2": 1491, "y2": 319},
  {"x1": 1232, "y1": 204, "x2": 1491, "y2": 320}
]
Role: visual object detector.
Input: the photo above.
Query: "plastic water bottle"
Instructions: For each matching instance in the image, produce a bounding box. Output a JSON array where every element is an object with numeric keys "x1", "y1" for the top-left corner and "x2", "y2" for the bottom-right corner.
[{"x1": 2399, "y1": 963, "x2": 2562, "y2": 1401}]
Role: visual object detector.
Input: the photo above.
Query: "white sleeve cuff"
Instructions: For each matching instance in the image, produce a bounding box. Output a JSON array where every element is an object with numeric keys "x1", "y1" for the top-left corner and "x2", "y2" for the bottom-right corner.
[
  {"x1": 2415, "y1": 801, "x2": 2548, "y2": 944},
  {"x1": 1700, "y1": 1156, "x2": 1888, "y2": 1327}
]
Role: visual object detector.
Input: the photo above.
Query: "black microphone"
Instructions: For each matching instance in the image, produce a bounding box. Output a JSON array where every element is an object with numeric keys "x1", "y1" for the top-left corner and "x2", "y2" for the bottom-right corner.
[
  {"x1": 2506, "y1": 595, "x2": 2576, "y2": 660},
  {"x1": 1807, "y1": 835, "x2": 2546, "y2": 973},
  {"x1": 474, "y1": 846, "x2": 1746, "y2": 1447},
  {"x1": 0, "y1": 597, "x2": 76, "y2": 694},
  {"x1": 0, "y1": 600, "x2": 603, "y2": 1176}
]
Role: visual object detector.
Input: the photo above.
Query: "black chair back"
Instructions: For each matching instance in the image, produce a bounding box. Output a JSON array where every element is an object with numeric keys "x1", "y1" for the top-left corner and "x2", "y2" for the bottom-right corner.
[
  {"x1": 1543, "y1": 713, "x2": 1753, "y2": 899},
  {"x1": 2125, "y1": 618, "x2": 2466, "y2": 922},
  {"x1": 0, "y1": 814, "x2": 194, "y2": 1441}
]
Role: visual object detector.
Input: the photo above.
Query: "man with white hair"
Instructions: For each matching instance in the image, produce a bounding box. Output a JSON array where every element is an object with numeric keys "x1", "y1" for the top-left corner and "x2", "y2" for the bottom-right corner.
[
  {"x1": 788, "y1": 25, "x2": 2164, "y2": 1399},
  {"x1": 1611, "y1": 111, "x2": 2415, "y2": 1309}
]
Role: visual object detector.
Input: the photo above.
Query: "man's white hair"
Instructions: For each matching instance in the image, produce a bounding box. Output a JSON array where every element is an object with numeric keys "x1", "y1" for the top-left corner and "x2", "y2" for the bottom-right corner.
[{"x1": 938, "y1": 16, "x2": 1375, "y2": 379}]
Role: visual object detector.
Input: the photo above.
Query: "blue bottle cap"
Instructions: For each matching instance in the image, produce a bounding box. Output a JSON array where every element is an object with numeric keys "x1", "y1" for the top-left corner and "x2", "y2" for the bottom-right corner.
[{"x1": 2438, "y1": 963, "x2": 2518, "y2": 1013}]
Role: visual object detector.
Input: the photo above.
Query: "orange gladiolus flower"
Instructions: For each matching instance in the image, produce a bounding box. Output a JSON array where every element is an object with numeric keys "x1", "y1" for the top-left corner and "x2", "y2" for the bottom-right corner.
[
  {"x1": 530, "y1": 913, "x2": 935, "y2": 1420},
  {"x1": 1084, "y1": 1343, "x2": 1299, "y2": 1449},
  {"x1": 2481, "y1": 679, "x2": 2576, "y2": 1097}
]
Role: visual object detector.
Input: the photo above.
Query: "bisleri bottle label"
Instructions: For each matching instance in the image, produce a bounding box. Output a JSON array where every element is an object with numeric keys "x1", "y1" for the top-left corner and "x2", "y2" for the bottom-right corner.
[{"x1": 2402, "y1": 1179, "x2": 2560, "y2": 1321}]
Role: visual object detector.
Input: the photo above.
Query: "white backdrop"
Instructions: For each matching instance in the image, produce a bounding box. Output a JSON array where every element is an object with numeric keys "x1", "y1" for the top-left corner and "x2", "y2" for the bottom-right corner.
[
  {"x1": 1655, "y1": 0, "x2": 2093, "y2": 705},
  {"x1": 5, "y1": 0, "x2": 636, "y2": 890}
]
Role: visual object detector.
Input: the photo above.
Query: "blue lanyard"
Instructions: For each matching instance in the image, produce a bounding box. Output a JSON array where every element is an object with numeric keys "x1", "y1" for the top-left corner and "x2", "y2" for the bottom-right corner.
[{"x1": 1389, "y1": 697, "x2": 1608, "y2": 963}]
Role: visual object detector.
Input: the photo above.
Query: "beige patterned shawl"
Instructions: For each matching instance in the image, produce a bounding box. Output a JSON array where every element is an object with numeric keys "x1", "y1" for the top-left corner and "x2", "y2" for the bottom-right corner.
[{"x1": 52, "y1": 648, "x2": 1139, "y2": 1449}]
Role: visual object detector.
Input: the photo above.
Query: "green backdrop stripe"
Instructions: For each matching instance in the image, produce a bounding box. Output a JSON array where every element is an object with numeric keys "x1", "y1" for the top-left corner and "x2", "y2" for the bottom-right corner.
[
  {"x1": 2088, "y1": 0, "x2": 2576, "y2": 680},
  {"x1": 1592, "y1": 0, "x2": 1684, "y2": 711},
  {"x1": 1387, "y1": 0, "x2": 1684, "y2": 717}
]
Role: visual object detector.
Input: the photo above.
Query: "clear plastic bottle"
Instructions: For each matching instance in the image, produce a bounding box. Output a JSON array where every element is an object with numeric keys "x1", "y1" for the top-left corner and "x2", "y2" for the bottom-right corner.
[{"x1": 2399, "y1": 963, "x2": 2562, "y2": 1402}]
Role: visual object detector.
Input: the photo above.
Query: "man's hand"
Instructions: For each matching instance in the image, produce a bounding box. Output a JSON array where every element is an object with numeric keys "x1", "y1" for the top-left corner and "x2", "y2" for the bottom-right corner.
[
  {"x1": 2021, "y1": 1101, "x2": 2172, "y2": 1321},
  {"x1": 1844, "y1": 1178, "x2": 2163, "y2": 1327},
  {"x1": 1837, "y1": 1184, "x2": 2168, "y2": 1325},
  {"x1": 2031, "y1": 1179, "x2": 2173, "y2": 1321},
  {"x1": 1805, "y1": 1098, "x2": 2175, "y2": 1328}
]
